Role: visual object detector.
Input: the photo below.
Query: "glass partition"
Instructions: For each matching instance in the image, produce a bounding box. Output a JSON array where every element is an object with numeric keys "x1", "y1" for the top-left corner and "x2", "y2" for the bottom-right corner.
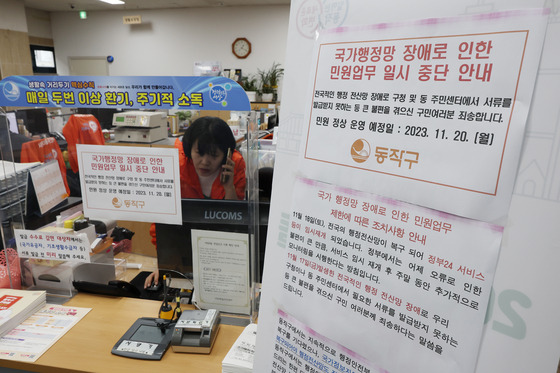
[
  {"x1": 0, "y1": 112, "x2": 31, "y2": 289},
  {"x1": 245, "y1": 110, "x2": 261, "y2": 323}
]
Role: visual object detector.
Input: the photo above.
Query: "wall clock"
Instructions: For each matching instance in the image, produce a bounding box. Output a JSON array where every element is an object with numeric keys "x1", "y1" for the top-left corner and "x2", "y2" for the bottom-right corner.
[{"x1": 232, "y1": 37, "x2": 251, "y2": 59}]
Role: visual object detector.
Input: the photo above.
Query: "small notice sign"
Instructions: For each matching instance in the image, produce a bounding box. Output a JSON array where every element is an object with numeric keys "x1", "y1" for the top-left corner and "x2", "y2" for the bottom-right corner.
[
  {"x1": 123, "y1": 15, "x2": 142, "y2": 24},
  {"x1": 29, "y1": 161, "x2": 68, "y2": 215},
  {"x1": 14, "y1": 229, "x2": 91, "y2": 263},
  {"x1": 77, "y1": 144, "x2": 182, "y2": 225}
]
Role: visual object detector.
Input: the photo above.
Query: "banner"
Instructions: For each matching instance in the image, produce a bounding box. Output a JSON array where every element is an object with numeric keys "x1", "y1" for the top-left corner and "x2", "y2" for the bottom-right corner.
[{"x1": 0, "y1": 75, "x2": 250, "y2": 111}]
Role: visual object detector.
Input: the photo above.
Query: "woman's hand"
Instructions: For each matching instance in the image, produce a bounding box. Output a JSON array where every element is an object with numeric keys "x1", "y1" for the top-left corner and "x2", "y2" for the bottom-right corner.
[
  {"x1": 144, "y1": 269, "x2": 159, "y2": 288},
  {"x1": 222, "y1": 155, "x2": 238, "y2": 199}
]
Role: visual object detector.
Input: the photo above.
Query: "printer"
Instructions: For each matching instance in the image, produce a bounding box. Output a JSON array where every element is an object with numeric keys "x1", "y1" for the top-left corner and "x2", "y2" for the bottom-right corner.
[
  {"x1": 171, "y1": 309, "x2": 220, "y2": 354},
  {"x1": 112, "y1": 111, "x2": 168, "y2": 143}
]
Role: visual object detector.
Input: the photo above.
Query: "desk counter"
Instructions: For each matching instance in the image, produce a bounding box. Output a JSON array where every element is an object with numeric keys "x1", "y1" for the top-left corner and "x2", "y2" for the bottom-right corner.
[{"x1": 0, "y1": 293, "x2": 243, "y2": 372}]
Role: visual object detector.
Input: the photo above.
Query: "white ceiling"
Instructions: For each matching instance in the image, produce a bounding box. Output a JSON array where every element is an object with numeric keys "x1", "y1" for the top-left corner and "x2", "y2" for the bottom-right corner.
[{"x1": 23, "y1": 0, "x2": 290, "y2": 12}]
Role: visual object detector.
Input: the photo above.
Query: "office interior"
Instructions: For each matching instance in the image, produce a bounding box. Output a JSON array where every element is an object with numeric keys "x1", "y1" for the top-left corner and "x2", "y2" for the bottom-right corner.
[
  {"x1": 0, "y1": 0, "x2": 289, "y2": 371},
  {"x1": 3, "y1": 1, "x2": 558, "y2": 372},
  {"x1": 0, "y1": 1, "x2": 288, "y2": 229}
]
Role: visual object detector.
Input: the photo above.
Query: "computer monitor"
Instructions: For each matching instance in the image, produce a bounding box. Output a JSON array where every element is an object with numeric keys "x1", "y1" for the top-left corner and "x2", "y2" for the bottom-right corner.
[
  {"x1": 77, "y1": 108, "x2": 119, "y2": 130},
  {"x1": 15, "y1": 108, "x2": 49, "y2": 135},
  {"x1": 155, "y1": 199, "x2": 270, "y2": 285},
  {"x1": 30, "y1": 45, "x2": 57, "y2": 74}
]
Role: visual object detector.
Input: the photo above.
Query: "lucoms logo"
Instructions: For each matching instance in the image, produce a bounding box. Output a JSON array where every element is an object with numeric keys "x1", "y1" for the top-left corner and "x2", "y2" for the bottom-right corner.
[
  {"x1": 2, "y1": 81, "x2": 20, "y2": 101},
  {"x1": 350, "y1": 139, "x2": 371, "y2": 163}
]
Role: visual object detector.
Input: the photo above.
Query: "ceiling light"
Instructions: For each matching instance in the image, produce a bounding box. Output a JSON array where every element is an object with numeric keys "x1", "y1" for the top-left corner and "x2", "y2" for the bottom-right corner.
[{"x1": 98, "y1": 0, "x2": 125, "y2": 5}]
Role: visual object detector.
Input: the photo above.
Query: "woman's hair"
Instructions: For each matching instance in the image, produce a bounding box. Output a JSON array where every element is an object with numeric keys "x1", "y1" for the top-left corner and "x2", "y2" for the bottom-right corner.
[{"x1": 183, "y1": 116, "x2": 236, "y2": 160}]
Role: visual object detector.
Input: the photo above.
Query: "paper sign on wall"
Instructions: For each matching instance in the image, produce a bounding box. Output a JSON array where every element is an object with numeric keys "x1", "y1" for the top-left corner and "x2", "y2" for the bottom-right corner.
[
  {"x1": 77, "y1": 144, "x2": 182, "y2": 225},
  {"x1": 266, "y1": 176, "x2": 503, "y2": 372},
  {"x1": 191, "y1": 229, "x2": 250, "y2": 315},
  {"x1": 300, "y1": 10, "x2": 547, "y2": 224},
  {"x1": 255, "y1": 8, "x2": 549, "y2": 373}
]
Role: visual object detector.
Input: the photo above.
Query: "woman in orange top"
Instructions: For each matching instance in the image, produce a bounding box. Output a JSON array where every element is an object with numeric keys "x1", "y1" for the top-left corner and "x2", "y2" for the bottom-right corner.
[
  {"x1": 177, "y1": 116, "x2": 246, "y2": 200},
  {"x1": 145, "y1": 116, "x2": 246, "y2": 288}
]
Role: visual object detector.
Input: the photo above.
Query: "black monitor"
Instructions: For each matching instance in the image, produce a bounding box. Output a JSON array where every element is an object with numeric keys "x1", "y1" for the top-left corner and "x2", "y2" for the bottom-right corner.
[
  {"x1": 30, "y1": 45, "x2": 57, "y2": 74},
  {"x1": 155, "y1": 199, "x2": 269, "y2": 284},
  {"x1": 15, "y1": 108, "x2": 49, "y2": 135},
  {"x1": 77, "y1": 108, "x2": 119, "y2": 130}
]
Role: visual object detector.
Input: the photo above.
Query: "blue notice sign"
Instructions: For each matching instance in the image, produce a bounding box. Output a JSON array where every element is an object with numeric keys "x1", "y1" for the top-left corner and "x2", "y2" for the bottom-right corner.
[{"x1": 0, "y1": 75, "x2": 250, "y2": 111}]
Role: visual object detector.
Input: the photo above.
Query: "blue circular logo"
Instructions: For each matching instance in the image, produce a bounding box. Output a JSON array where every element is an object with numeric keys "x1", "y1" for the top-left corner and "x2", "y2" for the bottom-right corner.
[
  {"x1": 2, "y1": 81, "x2": 20, "y2": 101},
  {"x1": 209, "y1": 85, "x2": 227, "y2": 104}
]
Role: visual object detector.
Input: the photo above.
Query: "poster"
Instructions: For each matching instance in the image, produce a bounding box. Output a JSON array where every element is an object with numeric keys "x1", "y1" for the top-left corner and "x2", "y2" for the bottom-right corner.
[
  {"x1": 264, "y1": 177, "x2": 502, "y2": 372},
  {"x1": 300, "y1": 9, "x2": 547, "y2": 224},
  {"x1": 77, "y1": 144, "x2": 182, "y2": 224},
  {"x1": 191, "y1": 229, "x2": 250, "y2": 315},
  {"x1": 256, "y1": 4, "x2": 559, "y2": 373}
]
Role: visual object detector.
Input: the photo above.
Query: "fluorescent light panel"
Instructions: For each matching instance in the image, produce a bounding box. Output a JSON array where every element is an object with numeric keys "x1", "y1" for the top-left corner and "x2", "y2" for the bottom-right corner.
[{"x1": 99, "y1": 0, "x2": 125, "y2": 4}]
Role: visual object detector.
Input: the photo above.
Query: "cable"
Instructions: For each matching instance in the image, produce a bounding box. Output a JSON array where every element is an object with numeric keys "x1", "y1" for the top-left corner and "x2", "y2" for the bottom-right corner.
[
  {"x1": 158, "y1": 275, "x2": 174, "y2": 320},
  {"x1": 155, "y1": 318, "x2": 174, "y2": 332},
  {"x1": 173, "y1": 295, "x2": 182, "y2": 320},
  {"x1": 155, "y1": 268, "x2": 194, "y2": 280}
]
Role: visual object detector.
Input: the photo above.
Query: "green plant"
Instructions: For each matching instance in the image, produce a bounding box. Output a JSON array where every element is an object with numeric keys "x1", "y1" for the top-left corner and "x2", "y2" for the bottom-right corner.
[
  {"x1": 240, "y1": 75, "x2": 259, "y2": 91},
  {"x1": 176, "y1": 111, "x2": 192, "y2": 121},
  {"x1": 258, "y1": 62, "x2": 284, "y2": 94}
]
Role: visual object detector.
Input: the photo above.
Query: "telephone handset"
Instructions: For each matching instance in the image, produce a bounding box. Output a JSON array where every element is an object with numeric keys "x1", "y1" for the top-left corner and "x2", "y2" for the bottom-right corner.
[{"x1": 220, "y1": 148, "x2": 232, "y2": 184}]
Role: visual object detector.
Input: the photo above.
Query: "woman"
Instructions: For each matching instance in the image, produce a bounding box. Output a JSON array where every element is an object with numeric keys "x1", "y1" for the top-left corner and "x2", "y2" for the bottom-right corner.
[
  {"x1": 144, "y1": 116, "x2": 246, "y2": 288},
  {"x1": 178, "y1": 116, "x2": 246, "y2": 200}
]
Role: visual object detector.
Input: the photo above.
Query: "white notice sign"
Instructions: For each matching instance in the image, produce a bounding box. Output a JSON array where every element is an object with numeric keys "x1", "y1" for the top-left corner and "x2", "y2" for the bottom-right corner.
[
  {"x1": 14, "y1": 229, "x2": 91, "y2": 263},
  {"x1": 191, "y1": 229, "x2": 250, "y2": 315},
  {"x1": 29, "y1": 161, "x2": 67, "y2": 215},
  {"x1": 258, "y1": 176, "x2": 502, "y2": 372},
  {"x1": 77, "y1": 144, "x2": 182, "y2": 224},
  {"x1": 300, "y1": 10, "x2": 547, "y2": 223}
]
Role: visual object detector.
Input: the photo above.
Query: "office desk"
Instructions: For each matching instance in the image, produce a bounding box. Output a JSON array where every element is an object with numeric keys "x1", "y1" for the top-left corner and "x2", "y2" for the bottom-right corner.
[
  {"x1": 0, "y1": 254, "x2": 244, "y2": 372},
  {"x1": 0, "y1": 293, "x2": 243, "y2": 372}
]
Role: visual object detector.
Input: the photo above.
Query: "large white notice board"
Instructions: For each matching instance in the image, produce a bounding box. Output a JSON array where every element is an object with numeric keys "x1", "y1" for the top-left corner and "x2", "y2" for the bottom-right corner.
[{"x1": 255, "y1": 7, "x2": 551, "y2": 373}]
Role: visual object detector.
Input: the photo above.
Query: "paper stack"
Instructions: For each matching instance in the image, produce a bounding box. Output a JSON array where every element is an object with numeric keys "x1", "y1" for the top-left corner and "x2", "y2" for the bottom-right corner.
[
  {"x1": 222, "y1": 323, "x2": 258, "y2": 373},
  {"x1": 0, "y1": 289, "x2": 47, "y2": 337}
]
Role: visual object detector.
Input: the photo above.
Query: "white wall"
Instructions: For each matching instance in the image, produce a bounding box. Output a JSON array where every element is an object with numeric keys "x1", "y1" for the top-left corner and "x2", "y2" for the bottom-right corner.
[
  {"x1": 0, "y1": 0, "x2": 28, "y2": 32},
  {"x1": 26, "y1": 8, "x2": 53, "y2": 39},
  {"x1": 50, "y1": 6, "x2": 290, "y2": 80}
]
